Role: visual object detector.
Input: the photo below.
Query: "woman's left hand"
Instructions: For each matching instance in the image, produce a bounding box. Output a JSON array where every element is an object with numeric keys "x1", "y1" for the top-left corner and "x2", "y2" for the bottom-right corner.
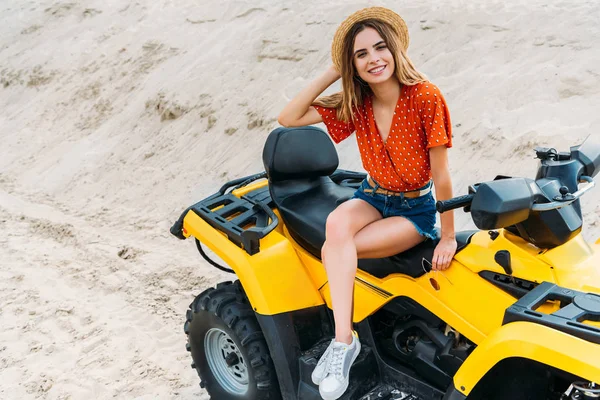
[{"x1": 432, "y1": 237, "x2": 457, "y2": 271}]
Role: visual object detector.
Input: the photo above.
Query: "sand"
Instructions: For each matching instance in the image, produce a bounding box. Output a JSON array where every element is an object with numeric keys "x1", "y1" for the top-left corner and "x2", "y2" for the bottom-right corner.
[{"x1": 1, "y1": 0, "x2": 599, "y2": 398}]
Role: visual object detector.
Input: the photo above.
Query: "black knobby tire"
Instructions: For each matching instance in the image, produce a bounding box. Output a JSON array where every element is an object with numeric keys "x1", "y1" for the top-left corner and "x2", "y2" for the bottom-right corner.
[{"x1": 184, "y1": 281, "x2": 281, "y2": 399}]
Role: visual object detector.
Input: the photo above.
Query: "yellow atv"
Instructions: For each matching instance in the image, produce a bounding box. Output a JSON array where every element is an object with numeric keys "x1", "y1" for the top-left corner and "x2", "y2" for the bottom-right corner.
[{"x1": 171, "y1": 127, "x2": 600, "y2": 400}]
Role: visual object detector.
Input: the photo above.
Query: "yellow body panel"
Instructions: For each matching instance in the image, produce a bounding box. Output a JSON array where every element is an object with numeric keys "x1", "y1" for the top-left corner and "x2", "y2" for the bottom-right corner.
[
  {"x1": 314, "y1": 259, "x2": 489, "y2": 344},
  {"x1": 284, "y1": 225, "x2": 328, "y2": 289},
  {"x1": 183, "y1": 210, "x2": 324, "y2": 315},
  {"x1": 539, "y1": 234, "x2": 600, "y2": 293},
  {"x1": 454, "y1": 230, "x2": 556, "y2": 285},
  {"x1": 453, "y1": 321, "x2": 600, "y2": 395},
  {"x1": 290, "y1": 229, "x2": 570, "y2": 344}
]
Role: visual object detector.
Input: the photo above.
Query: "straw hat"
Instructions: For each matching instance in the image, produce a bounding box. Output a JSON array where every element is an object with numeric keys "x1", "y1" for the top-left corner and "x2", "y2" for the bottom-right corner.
[{"x1": 331, "y1": 7, "x2": 409, "y2": 72}]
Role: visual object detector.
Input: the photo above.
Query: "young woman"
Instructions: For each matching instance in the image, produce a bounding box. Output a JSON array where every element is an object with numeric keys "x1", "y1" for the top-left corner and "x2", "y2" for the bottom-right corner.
[{"x1": 278, "y1": 7, "x2": 457, "y2": 400}]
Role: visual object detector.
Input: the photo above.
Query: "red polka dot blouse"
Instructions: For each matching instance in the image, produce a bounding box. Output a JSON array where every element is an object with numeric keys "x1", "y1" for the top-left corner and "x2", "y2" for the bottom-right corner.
[{"x1": 314, "y1": 82, "x2": 452, "y2": 192}]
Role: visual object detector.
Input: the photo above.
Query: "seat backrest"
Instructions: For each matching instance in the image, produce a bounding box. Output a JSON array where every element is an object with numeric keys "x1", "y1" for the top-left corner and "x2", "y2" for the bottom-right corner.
[{"x1": 262, "y1": 126, "x2": 338, "y2": 182}]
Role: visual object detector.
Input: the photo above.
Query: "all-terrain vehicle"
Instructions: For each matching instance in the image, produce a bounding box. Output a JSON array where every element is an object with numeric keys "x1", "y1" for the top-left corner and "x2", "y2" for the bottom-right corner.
[{"x1": 171, "y1": 126, "x2": 600, "y2": 400}]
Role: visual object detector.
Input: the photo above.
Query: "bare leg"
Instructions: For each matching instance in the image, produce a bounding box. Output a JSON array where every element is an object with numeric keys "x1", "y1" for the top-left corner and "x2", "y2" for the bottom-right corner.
[
  {"x1": 355, "y1": 216, "x2": 425, "y2": 259},
  {"x1": 321, "y1": 199, "x2": 382, "y2": 344}
]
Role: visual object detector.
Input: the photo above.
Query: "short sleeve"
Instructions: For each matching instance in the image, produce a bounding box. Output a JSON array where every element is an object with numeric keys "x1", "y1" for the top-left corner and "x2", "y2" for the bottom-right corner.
[
  {"x1": 417, "y1": 84, "x2": 452, "y2": 149},
  {"x1": 313, "y1": 105, "x2": 355, "y2": 144}
]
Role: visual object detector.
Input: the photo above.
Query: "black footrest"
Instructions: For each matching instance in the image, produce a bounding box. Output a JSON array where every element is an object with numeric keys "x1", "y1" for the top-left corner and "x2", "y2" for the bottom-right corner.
[
  {"x1": 503, "y1": 281, "x2": 600, "y2": 344},
  {"x1": 358, "y1": 384, "x2": 421, "y2": 399},
  {"x1": 298, "y1": 339, "x2": 378, "y2": 400}
]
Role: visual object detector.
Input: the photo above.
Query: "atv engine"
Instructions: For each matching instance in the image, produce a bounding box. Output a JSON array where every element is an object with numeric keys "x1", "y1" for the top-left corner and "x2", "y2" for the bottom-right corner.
[
  {"x1": 372, "y1": 297, "x2": 475, "y2": 390},
  {"x1": 391, "y1": 319, "x2": 472, "y2": 388}
]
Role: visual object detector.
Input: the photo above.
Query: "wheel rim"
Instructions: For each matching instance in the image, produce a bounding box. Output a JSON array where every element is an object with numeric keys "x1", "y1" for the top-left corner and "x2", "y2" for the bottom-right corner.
[{"x1": 204, "y1": 328, "x2": 249, "y2": 395}]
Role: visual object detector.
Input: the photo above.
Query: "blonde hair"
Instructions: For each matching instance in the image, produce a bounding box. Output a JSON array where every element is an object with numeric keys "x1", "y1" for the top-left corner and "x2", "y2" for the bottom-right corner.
[{"x1": 313, "y1": 19, "x2": 427, "y2": 122}]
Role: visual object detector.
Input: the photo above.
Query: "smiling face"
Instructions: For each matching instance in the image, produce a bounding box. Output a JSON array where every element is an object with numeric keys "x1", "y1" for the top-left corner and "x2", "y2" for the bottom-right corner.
[{"x1": 352, "y1": 27, "x2": 395, "y2": 85}]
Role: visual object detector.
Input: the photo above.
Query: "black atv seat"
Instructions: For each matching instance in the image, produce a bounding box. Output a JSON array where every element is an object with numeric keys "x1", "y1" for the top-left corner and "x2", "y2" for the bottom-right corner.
[{"x1": 263, "y1": 127, "x2": 473, "y2": 278}]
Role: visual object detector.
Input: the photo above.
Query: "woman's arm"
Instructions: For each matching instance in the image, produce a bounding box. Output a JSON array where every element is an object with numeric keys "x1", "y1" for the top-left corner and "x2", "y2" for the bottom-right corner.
[
  {"x1": 429, "y1": 145, "x2": 457, "y2": 271},
  {"x1": 278, "y1": 66, "x2": 341, "y2": 127}
]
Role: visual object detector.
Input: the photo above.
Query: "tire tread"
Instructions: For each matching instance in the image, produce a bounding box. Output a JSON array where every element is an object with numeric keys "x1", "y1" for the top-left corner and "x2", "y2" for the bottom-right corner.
[{"x1": 185, "y1": 280, "x2": 280, "y2": 399}]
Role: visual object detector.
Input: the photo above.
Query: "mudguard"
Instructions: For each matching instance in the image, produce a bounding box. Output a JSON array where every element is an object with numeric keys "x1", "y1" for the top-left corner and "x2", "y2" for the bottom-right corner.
[
  {"x1": 182, "y1": 210, "x2": 324, "y2": 315},
  {"x1": 451, "y1": 321, "x2": 600, "y2": 396}
]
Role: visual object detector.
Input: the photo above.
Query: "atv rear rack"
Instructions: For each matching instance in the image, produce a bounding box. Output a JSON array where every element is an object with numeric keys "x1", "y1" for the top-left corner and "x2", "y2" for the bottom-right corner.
[
  {"x1": 170, "y1": 172, "x2": 278, "y2": 255},
  {"x1": 503, "y1": 282, "x2": 600, "y2": 344},
  {"x1": 192, "y1": 187, "x2": 277, "y2": 255},
  {"x1": 170, "y1": 169, "x2": 366, "y2": 256}
]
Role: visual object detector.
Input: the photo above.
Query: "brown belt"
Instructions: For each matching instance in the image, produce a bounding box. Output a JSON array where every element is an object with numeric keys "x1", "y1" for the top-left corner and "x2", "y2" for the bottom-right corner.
[{"x1": 364, "y1": 177, "x2": 432, "y2": 198}]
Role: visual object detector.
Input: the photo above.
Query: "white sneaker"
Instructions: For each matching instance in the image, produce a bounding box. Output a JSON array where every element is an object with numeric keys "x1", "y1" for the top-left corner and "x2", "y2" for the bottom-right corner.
[
  {"x1": 318, "y1": 332, "x2": 361, "y2": 400},
  {"x1": 311, "y1": 339, "x2": 335, "y2": 385}
]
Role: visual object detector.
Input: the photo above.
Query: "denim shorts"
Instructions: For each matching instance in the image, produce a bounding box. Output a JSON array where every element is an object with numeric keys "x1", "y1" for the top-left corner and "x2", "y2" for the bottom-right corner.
[{"x1": 351, "y1": 178, "x2": 438, "y2": 240}]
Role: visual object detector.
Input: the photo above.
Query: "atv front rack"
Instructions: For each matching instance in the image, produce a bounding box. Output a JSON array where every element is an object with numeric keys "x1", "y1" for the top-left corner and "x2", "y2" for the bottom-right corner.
[{"x1": 503, "y1": 282, "x2": 600, "y2": 344}]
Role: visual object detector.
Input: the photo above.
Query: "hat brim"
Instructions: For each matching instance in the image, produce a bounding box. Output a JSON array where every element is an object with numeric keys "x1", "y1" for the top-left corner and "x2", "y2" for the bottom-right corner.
[{"x1": 331, "y1": 7, "x2": 409, "y2": 72}]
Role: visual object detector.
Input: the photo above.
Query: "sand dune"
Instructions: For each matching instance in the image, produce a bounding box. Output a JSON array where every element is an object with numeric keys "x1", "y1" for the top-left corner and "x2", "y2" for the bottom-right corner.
[{"x1": 1, "y1": 0, "x2": 599, "y2": 398}]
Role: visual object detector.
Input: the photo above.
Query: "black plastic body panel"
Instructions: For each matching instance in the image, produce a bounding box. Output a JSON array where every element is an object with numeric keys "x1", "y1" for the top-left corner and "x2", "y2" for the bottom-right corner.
[
  {"x1": 467, "y1": 170, "x2": 586, "y2": 248},
  {"x1": 570, "y1": 140, "x2": 600, "y2": 178},
  {"x1": 479, "y1": 271, "x2": 538, "y2": 299},
  {"x1": 515, "y1": 206, "x2": 582, "y2": 248},
  {"x1": 255, "y1": 306, "x2": 332, "y2": 400},
  {"x1": 503, "y1": 282, "x2": 600, "y2": 344},
  {"x1": 470, "y1": 178, "x2": 533, "y2": 230},
  {"x1": 464, "y1": 142, "x2": 597, "y2": 249},
  {"x1": 442, "y1": 387, "x2": 467, "y2": 400}
]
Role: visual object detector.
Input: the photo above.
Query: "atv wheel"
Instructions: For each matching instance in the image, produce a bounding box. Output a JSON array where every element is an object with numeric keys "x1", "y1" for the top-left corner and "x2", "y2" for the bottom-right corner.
[{"x1": 185, "y1": 281, "x2": 280, "y2": 399}]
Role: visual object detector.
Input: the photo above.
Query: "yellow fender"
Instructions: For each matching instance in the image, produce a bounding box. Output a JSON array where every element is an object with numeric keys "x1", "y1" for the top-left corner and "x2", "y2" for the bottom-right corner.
[
  {"x1": 452, "y1": 321, "x2": 600, "y2": 396},
  {"x1": 183, "y1": 210, "x2": 325, "y2": 315}
]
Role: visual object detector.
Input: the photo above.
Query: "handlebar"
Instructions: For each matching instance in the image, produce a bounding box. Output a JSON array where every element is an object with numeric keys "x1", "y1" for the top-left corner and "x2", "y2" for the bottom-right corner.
[
  {"x1": 436, "y1": 176, "x2": 595, "y2": 215},
  {"x1": 436, "y1": 194, "x2": 474, "y2": 214},
  {"x1": 531, "y1": 176, "x2": 595, "y2": 211}
]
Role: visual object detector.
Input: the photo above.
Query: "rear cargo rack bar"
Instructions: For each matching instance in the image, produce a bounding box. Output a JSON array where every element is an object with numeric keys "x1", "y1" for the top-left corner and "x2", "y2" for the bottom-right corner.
[
  {"x1": 170, "y1": 178, "x2": 277, "y2": 255},
  {"x1": 216, "y1": 171, "x2": 267, "y2": 196},
  {"x1": 194, "y1": 190, "x2": 277, "y2": 255}
]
